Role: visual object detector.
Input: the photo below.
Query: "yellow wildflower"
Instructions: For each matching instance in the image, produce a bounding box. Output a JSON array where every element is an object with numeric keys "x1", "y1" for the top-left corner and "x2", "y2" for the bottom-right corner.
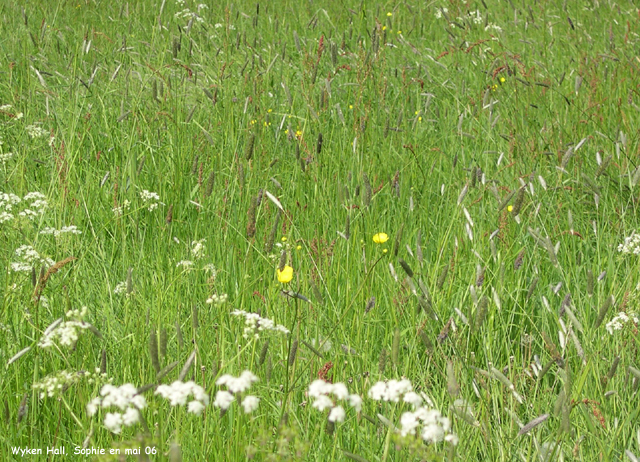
[
  {"x1": 499, "y1": 77, "x2": 506, "y2": 83},
  {"x1": 507, "y1": 205, "x2": 513, "y2": 212},
  {"x1": 373, "y1": 233, "x2": 389, "y2": 244},
  {"x1": 277, "y1": 265, "x2": 294, "y2": 283}
]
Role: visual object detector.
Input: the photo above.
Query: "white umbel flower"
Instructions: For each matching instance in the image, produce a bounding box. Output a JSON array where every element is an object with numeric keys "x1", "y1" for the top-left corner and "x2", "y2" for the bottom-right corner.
[
  {"x1": 328, "y1": 406, "x2": 346, "y2": 423},
  {"x1": 216, "y1": 370, "x2": 259, "y2": 393},
  {"x1": 213, "y1": 390, "x2": 235, "y2": 410},
  {"x1": 241, "y1": 395, "x2": 260, "y2": 414},
  {"x1": 155, "y1": 380, "x2": 209, "y2": 414}
]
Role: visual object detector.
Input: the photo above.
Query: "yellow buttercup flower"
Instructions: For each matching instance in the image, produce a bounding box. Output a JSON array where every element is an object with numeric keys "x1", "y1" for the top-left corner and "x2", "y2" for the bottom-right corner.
[
  {"x1": 277, "y1": 265, "x2": 294, "y2": 283},
  {"x1": 373, "y1": 233, "x2": 389, "y2": 244},
  {"x1": 499, "y1": 77, "x2": 506, "y2": 83},
  {"x1": 507, "y1": 205, "x2": 513, "y2": 212}
]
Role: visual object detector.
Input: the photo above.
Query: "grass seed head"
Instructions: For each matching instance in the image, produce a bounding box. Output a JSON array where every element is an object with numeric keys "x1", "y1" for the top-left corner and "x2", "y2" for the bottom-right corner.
[
  {"x1": 150, "y1": 328, "x2": 161, "y2": 374},
  {"x1": 288, "y1": 339, "x2": 299, "y2": 366},
  {"x1": 392, "y1": 328, "x2": 400, "y2": 366}
]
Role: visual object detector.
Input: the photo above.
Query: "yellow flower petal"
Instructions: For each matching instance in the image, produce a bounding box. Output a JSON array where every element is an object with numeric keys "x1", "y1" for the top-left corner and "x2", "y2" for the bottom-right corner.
[
  {"x1": 373, "y1": 233, "x2": 389, "y2": 244},
  {"x1": 277, "y1": 265, "x2": 294, "y2": 283},
  {"x1": 507, "y1": 205, "x2": 513, "y2": 212}
]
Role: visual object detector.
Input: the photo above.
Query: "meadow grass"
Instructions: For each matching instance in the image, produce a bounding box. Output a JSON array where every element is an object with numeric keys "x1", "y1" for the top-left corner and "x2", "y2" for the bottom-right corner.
[{"x1": 1, "y1": 0, "x2": 640, "y2": 460}]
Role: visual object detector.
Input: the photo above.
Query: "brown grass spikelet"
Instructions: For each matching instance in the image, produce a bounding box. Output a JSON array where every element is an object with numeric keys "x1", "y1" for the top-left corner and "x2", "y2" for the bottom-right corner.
[
  {"x1": 594, "y1": 295, "x2": 614, "y2": 329},
  {"x1": 191, "y1": 155, "x2": 199, "y2": 175},
  {"x1": 316, "y1": 133, "x2": 323, "y2": 154},
  {"x1": 100, "y1": 349, "x2": 107, "y2": 375},
  {"x1": 301, "y1": 340, "x2": 324, "y2": 359},
  {"x1": 365, "y1": 296, "x2": 376, "y2": 314},
  {"x1": 476, "y1": 265, "x2": 485, "y2": 287},
  {"x1": 126, "y1": 267, "x2": 133, "y2": 295},
  {"x1": 437, "y1": 318, "x2": 453, "y2": 344},
  {"x1": 399, "y1": 259, "x2": 414, "y2": 278},
  {"x1": 238, "y1": 162, "x2": 245, "y2": 193},
  {"x1": 278, "y1": 249, "x2": 287, "y2": 272},
  {"x1": 288, "y1": 339, "x2": 299, "y2": 366},
  {"x1": 436, "y1": 265, "x2": 448, "y2": 290},
  {"x1": 32, "y1": 256, "x2": 77, "y2": 305},
  {"x1": 166, "y1": 204, "x2": 173, "y2": 224},
  {"x1": 498, "y1": 189, "x2": 516, "y2": 212},
  {"x1": 601, "y1": 355, "x2": 620, "y2": 386},
  {"x1": 511, "y1": 185, "x2": 526, "y2": 216},
  {"x1": 204, "y1": 170, "x2": 215, "y2": 198},
  {"x1": 542, "y1": 331, "x2": 564, "y2": 367},
  {"x1": 514, "y1": 249, "x2": 525, "y2": 270},
  {"x1": 160, "y1": 328, "x2": 167, "y2": 358},
  {"x1": 245, "y1": 133, "x2": 255, "y2": 161},
  {"x1": 246, "y1": 195, "x2": 258, "y2": 238},
  {"x1": 149, "y1": 328, "x2": 161, "y2": 374},
  {"x1": 446, "y1": 360, "x2": 460, "y2": 397},
  {"x1": 418, "y1": 328, "x2": 433, "y2": 351},
  {"x1": 191, "y1": 305, "x2": 199, "y2": 333},
  {"x1": 595, "y1": 154, "x2": 612, "y2": 178},
  {"x1": 268, "y1": 209, "x2": 283, "y2": 254},
  {"x1": 526, "y1": 277, "x2": 538, "y2": 300},
  {"x1": 259, "y1": 339, "x2": 269, "y2": 366},
  {"x1": 136, "y1": 155, "x2": 146, "y2": 176},
  {"x1": 393, "y1": 225, "x2": 404, "y2": 258},
  {"x1": 363, "y1": 173, "x2": 372, "y2": 207},
  {"x1": 17, "y1": 394, "x2": 28, "y2": 424},
  {"x1": 474, "y1": 296, "x2": 489, "y2": 332},
  {"x1": 391, "y1": 328, "x2": 400, "y2": 366},
  {"x1": 378, "y1": 349, "x2": 387, "y2": 375}
]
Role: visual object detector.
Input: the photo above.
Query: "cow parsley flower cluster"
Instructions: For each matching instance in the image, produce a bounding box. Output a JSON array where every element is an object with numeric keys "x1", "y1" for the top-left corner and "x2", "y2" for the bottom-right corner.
[
  {"x1": 174, "y1": 0, "x2": 207, "y2": 23},
  {"x1": 33, "y1": 369, "x2": 111, "y2": 399},
  {"x1": 86, "y1": 383, "x2": 146, "y2": 434},
  {"x1": 191, "y1": 239, "x2": 206, "y2": 259},
  {"x1": 230, "y1": 309, "x2": 290, "y2": 339},
  {"x1": 618, "y1": 232, "x2": 640, "y2": 255},
  {"x1": 433, "y1": 7, "x2": 448, "y2": 19},
  {"x1": 25, "y1": 124, "x2": 49, "y2": 139},
  {"x1": 368, "y1": 378, "x2": 458, "y2": 445},
  {"x1": 399, "y1": 407, "x2": 458, "y2": 445},
  {"x1": 19, "y1": 192, "x2": 48, "y2": 219},
  {"x1": 38, "y1": 306, "x2": 91, "y2": 348},
  {"x1": 139, "y1": 190, "x2": 163, "y2": 211},
  {"x1": 113, "y1": 281, "x2": 130, "y2": 296},
  {"x1": 11, "y1": 245, "x2": 55, "y2": 272},
  {"x1": 0, "y1": 192, "x2": 21, "y2": 223},
  {"x1": 206, "y1": 293, "x2": 228, "y2": 306},
  {"x1": 112, "y1": 199, "x2": 131, "y2": 216},
  {"x1": 1, "y1": 191, "x2": 48, "y2": 224},
  {"x1": 307, "y1": 380, "x2": 362, "y2": 423},
  {"x1": 0, "y1": 151, "x2": 13, "y2": 164},
  {"x1": 155, "y1": 381, "x2": 210, "y2": 416},
  {"x1": 176, "y1": 260, "x2": 194, "y2": 268},
  {"x1": 40, "y1": 225, "x2": 82, "y2": 236},
  {"x1": 606, "y1": 311, "x2": 639, "y2": 335},
  {"x1": 33, "y1": 371, "x2": 80, "y2": 399},
  {"x1": 368, "y1": 379, "x2": 416, "y2": 403},
  {"x1": 214, "y1": 370, "x2": 260, "y2": 413}
]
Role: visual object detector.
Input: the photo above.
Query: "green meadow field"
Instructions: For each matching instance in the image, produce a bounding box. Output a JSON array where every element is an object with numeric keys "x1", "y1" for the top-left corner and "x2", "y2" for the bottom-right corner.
[{"x1": 1, "y1": 0, "x2": 640, "y2": 460}]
